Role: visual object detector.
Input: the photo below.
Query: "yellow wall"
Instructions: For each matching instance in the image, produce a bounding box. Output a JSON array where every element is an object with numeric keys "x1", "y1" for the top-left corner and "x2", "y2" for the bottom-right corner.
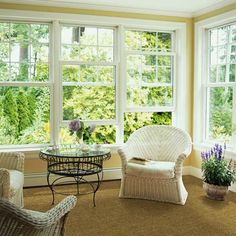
[{"x1": 0, "y1": 2, "x2": 235, "y2": 174}]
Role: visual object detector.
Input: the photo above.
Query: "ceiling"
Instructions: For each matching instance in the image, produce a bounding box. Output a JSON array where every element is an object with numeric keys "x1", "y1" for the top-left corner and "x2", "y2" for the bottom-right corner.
[{"x1": 1, "y1": 0, "x2": 236, "y2": 17}]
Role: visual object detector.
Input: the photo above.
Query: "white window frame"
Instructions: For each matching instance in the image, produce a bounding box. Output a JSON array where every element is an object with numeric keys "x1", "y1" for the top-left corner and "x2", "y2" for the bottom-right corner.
[
  {"x1": 0, "y1": 9, "x2": 187, "y2": 150},
  {"x1": 194, "y1": 10, "x2": 236, "y2": 153},
  {"x1": 0, "y1": 19, "x2": 54, "y2": 149}
]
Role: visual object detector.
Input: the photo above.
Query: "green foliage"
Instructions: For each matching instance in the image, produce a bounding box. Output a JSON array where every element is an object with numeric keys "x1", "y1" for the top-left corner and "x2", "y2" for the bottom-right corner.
[
  {"x1": 201, "y1": 144, "x2": 236, "y2": 186},
  {"x1": 17, "y1": 89, "x2": 31, "y2": 133},
  {"x1": 209, "y1": 87, "x2": 232, "y2": 141},
  {"x1": 202, "y1": 158, "x2": 236, "y2": 186},
  {"x1": 27, "y1": 90, "x2": 37, "y2": 124},
  {"x1": 2, "y1": 89, "x2": 19, "y2": 134},
  {"x1": 124, "y1": 112, "x2": 171, "y2": 142}
]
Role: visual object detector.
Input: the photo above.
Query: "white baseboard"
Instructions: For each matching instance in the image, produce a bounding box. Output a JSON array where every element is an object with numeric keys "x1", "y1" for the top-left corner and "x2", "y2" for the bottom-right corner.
[
  {"x1": 24, "y1": 168, "x2": 122, "y2": 187},
  {"x1": 24, "y1": 166, "x2": 236, "y2": 193}
]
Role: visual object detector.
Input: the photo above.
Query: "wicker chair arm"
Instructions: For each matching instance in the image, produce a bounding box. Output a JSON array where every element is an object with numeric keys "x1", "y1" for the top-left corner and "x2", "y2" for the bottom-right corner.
[
  {"x1": 0, "y1": 196, "x2": 77, "y2": 228},
  {"x1": 0, "y1": 168, "x2": 10, "y2": 198},
  {"x1": 118, "y1": 145, "x2": 132, "y2": 168},
  {"x1": 174, "y1": 144, "x2": 192, "y2": 178},
  {"x1": 0, "y1": 152, "x2": 25, "y2": 172}
]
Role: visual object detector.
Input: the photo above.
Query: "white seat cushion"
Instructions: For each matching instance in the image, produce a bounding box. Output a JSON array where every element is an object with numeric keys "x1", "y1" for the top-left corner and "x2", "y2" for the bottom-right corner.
[
  {"x1": 9, "y1": 170, "x2": 24, "y2": 191},
  {"x1": 126, "y1": 161, "x2": 175, "y2": 179}
]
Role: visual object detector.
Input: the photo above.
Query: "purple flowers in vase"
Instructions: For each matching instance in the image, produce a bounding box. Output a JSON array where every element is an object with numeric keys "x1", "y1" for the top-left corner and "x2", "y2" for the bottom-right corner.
[{"x1": 68, "y1": 119, "x2": 96, "y2": 144}]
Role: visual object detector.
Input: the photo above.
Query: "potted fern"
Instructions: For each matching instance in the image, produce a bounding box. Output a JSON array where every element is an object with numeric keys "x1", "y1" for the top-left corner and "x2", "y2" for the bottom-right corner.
[{"x1": 201, "y1": 143, "x2": 236, "y2": 200}]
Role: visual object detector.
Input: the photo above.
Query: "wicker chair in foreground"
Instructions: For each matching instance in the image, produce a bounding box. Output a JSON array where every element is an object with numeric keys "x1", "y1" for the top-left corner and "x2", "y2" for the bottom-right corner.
[
  {"x1": 0, "y1": 152, "x2": 25, "y2": 208},
  {"x1": 0, "y1": 195, "x2": 77, "y2": 236},
  {"x1": 118, "y1": 125, "x2": 192, "y2": 205}
]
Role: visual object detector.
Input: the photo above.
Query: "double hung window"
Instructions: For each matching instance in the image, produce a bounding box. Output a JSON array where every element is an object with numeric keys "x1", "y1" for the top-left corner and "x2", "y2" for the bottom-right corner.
[
  {"x1": 0, "y1": 22, "x2": 51, "y2": 145},
  {"x1": 205, "y1": 23, "x2": 236, "y2": 145},
  {"x1": 60, "y1": 25, "x2": 117, "y2": 144},
  {"x1": 0, "y1": 14, "x2": 184, "y2": 147},
  {"x1": 124, "y1": 29, "x2": 174, "y2": 141}
]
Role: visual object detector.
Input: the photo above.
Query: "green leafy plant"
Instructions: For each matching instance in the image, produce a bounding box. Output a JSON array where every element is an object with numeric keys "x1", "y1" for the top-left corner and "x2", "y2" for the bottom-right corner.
[
  {"x1": 68, "y1": 119, "x2": 96, "y2": 144},
  {"x1": 201, "y1": 144, "x2": 236, "y2": 186}
]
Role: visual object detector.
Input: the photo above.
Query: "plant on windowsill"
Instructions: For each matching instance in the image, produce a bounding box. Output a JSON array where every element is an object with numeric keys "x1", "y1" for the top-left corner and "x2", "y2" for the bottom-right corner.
[
  {"x1": 201, "y1": 143, "x2": 236, "y2": 200},
  {"x1": 69, "y1": 119, "x2": 96, "y2": 148}
]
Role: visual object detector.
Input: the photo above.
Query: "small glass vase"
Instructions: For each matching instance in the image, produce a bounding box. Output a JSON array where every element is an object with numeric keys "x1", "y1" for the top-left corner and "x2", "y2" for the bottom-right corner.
[{"x1": 75, "y1": 135, "x2": 83, "y2": 146}]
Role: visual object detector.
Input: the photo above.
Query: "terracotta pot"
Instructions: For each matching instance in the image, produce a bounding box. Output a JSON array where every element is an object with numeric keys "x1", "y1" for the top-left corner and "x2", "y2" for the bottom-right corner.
[{"x1": 203, "y1": 182, "x2": 229, "y2": 201}]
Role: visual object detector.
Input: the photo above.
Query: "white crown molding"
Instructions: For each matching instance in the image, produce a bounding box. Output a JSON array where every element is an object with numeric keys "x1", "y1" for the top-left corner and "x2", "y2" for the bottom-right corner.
[
  {"x1": 193, "y1": 0, "x2": 236, "y2": 17},
  {"x1": 0, "y1": 0, "x2": 191, "y2": 18},
  {"x1": 1, "y1": 0, "x2": 235, "y2": 18}
]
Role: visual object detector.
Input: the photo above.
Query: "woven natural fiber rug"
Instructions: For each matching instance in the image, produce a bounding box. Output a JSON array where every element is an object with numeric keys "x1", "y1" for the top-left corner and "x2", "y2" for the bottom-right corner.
[{"x1": 24, "y1": 176, "x2": 236, "y2": 236}]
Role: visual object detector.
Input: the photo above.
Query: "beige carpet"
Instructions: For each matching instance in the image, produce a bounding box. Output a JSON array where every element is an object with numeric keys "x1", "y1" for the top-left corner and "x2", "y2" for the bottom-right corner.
[{"x1": 24, "y1": 176, "x2": 236, "y2": 236}]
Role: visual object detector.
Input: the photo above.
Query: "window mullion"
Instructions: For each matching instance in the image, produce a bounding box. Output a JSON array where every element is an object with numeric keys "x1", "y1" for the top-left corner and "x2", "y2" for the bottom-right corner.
[{"x1": 52, "y1": 20, "x2": 61, "y2": 146}]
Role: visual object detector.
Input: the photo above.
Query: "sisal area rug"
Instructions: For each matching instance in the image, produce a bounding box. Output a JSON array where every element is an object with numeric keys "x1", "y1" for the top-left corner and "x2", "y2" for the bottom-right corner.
[{"x1": 24, "y1": 176, "x2": 236, "y2": 236}]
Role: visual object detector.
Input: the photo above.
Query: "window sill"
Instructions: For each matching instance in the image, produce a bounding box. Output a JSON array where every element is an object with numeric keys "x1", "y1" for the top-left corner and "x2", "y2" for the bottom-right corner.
[{"x1": 0, "y1": 143, "x2": 122, "y2": 154}]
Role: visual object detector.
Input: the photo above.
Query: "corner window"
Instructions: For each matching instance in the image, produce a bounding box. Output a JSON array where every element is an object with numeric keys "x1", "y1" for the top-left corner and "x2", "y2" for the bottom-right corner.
[{"x1": 206, "y1": 23, "x2": 236, "y2": 144}]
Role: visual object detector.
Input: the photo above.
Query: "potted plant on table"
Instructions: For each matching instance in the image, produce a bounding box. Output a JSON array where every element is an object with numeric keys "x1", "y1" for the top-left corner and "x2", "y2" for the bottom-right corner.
[{"x1": 201, "y1": 143, "x2": 236, "y2": 200}]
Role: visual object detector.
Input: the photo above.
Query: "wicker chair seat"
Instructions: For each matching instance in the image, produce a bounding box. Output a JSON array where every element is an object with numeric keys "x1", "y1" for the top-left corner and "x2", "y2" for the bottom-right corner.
[{"x1": 126, "y1": 161, "x2": 175, "y2": 179}]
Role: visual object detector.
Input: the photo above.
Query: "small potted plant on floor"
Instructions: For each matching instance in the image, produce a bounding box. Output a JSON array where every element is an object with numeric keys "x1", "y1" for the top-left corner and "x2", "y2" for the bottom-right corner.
[{"x1": 201, "y1": 143, "x2": 236, "y2": 200}]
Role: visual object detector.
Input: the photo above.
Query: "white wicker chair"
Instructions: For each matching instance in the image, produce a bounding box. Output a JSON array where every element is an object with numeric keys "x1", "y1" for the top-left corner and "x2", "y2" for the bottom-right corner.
[
  {"x1": 0, "y1": 195, "x2": 77, "y2": 236},
  {"x1": 118, "y1": 125, "x2": 192, "y2": 205},
  {"x1": 0, "y1": 152, "x2": 25, "y2": 208}
]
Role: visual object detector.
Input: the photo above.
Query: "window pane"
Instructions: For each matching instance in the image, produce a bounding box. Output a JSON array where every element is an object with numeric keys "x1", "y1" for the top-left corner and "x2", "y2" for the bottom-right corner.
[
  {"x1": 63, "y1": 86, "x2": 115, "y2": 120},
  {"x1": 125, "y1": 30, "x2": 141, "y2": 50},
  {"x1": 127, "y1": 86, "x2": 173, "y2": 107},
  {"x1": 0, "y1": 87, "x2": 50, "y2": 145},
  {"x1": 207, "y1": 87, "x2": 232, "y2": 143},
  {"x1": 61, "y1": 45, "x2": 80, "y2": 61},
  {"x1": 11, "y1": 62, "x2": 30, "y2": 81},
  {"x1": 0, "y1": 43, "x2": 9, "y2": 61},
  {"x1": 31, "y1": 43, "x2": 49, "y2": 63},
  {"x1": 11, "y1": 23, "x2": 29, "y2": 44},
  {"x1": 157, "y1": 32, "x2": 172, "y2": 51},
  {"x1": 0, "y1": 23, "x2": 10, "y2": 42},
  {"x1": 229, "y1": 64, "x2": 235, "y2": 82},
  {"x1": 31, "y1": 63, "x2": 49, "y2": 81},
  {"x1": 141, "y1": 31, "x2": 156, "y2": 50},
  {"x1": 124, "y1": 112, "x2": 172, "y2": 142},
  {"x1": 80, "y1": 27, "x2": 97, "y2": 45},
  {"x1": 209, "y1": 65, "x2": 217, "y2": 83},
  {"x1": 60, "y1": 125, "x2": 116, "y2": 144},
  {"x1": 0, "y1": 62, "x2": 9, "y2": 81},
  {"x1": 98, "y1": 28, "x2": 113, "y2": 46},
  {"x1": 158, "y1": 67, "x2": 171, "y2": 83},
  {"x1": 98, "y1": 46, "x2": 113, "y2": 62},
  {"x1": 31, "y1": 24, "x2": 49, "y2": 43},
  {"x1": 0, "y1": 22, "x2": 50, "y2": 82}
]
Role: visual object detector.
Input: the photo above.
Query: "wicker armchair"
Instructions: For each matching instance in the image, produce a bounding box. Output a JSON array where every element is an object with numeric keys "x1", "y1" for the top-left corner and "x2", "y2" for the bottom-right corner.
[
  {"x1": 118, "y1": 125, "x2": 192, "y2": 205},
  {"x1": 0, "y1": 152, "x2": 25, "y2": 208},
  {"x1": 0, "y1": 195, "x2": 77, "y2": 236}
]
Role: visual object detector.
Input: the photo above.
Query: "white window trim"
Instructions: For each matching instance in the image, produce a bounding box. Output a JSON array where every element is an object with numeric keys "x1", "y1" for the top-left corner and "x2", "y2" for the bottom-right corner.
[
  {"x1": 194, "y1": 9, "x2": 236, "y2": 153},
  {"x1": 0, "y1": 9, "x2": 187, "y2": 150}
]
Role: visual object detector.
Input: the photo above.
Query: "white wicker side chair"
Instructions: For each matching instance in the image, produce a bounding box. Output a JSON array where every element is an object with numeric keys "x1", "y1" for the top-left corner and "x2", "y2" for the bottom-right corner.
[
  {"x1": 118, "y1": 125, "x2": 192, "y2": 205},
  {"x1": 0, "y1": 195, "x2": 77, "y2": 236},
  {"x1": 0, "y1": 152, "x2": 25, "y2": 208}
]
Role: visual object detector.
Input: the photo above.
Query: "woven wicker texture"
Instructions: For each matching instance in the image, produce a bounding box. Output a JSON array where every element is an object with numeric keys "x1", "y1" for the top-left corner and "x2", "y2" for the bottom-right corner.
[
  {"x1": 0, "y1": 152, "x2": 25, "y2": 208},
  {"x1": 118, "y1": 125, "x2": 192, "y2": 205},
  {"x1": 0, "y1": 195, "x2": 77, "y2": 236}
]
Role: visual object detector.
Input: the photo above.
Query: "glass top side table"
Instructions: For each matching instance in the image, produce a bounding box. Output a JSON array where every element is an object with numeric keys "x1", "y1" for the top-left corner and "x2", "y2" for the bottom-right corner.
[{"x1": 39, "y1": 145, "x2": 111, "y2": 207}]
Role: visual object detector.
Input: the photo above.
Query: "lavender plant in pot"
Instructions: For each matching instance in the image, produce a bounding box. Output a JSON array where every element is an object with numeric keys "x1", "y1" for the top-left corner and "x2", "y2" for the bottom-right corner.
[{"x1": 201, "y1": 144, "x2": 236, "y2": 200}]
